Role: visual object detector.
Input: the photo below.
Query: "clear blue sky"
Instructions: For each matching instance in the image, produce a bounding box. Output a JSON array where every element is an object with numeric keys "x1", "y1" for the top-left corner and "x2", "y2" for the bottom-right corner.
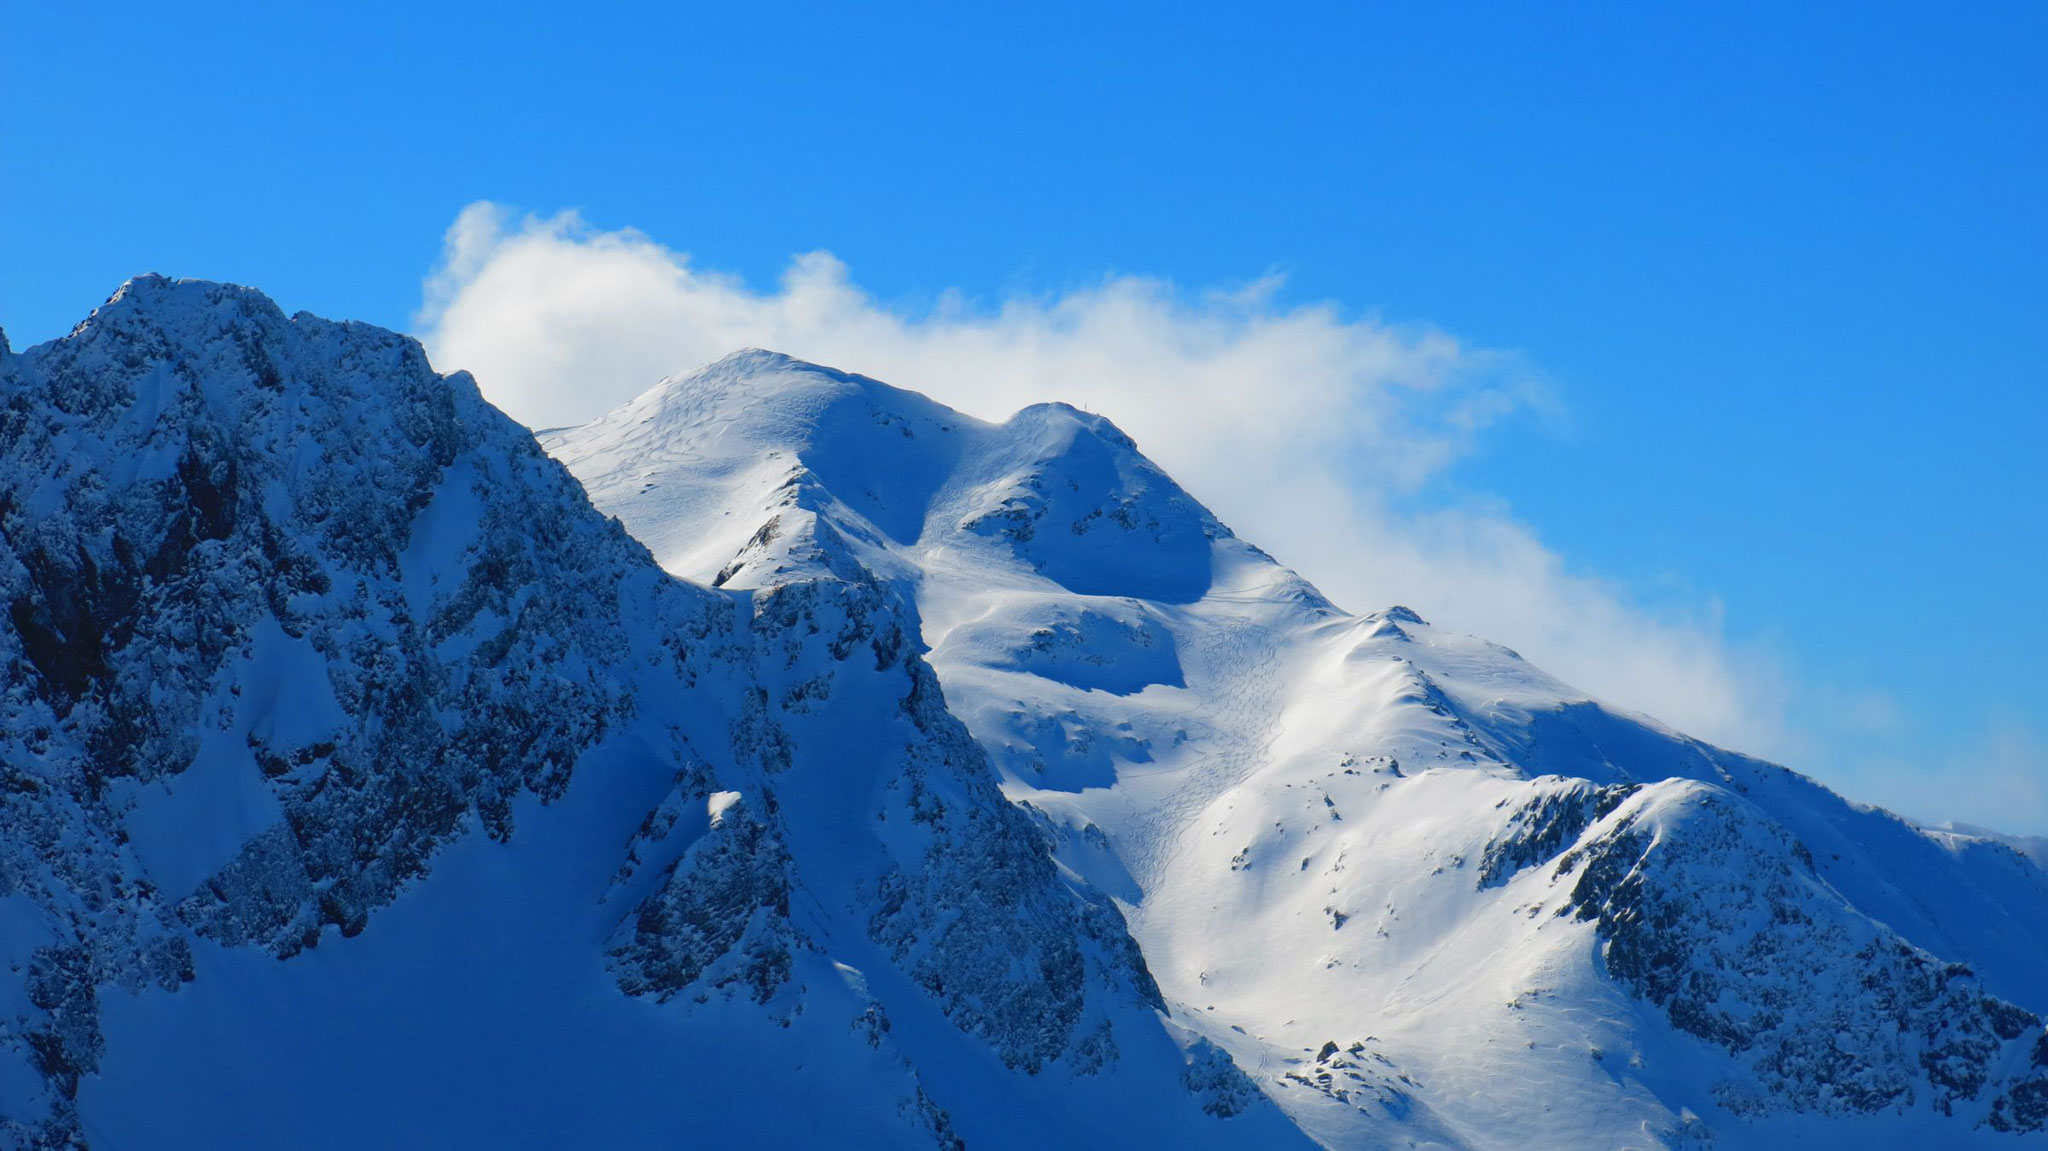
[{"x1": 4, "y1": 2, "x2": 2043, "y2": 826}]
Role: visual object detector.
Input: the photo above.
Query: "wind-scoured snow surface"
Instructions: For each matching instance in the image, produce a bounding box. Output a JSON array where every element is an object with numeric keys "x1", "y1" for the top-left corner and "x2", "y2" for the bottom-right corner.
[
  {"x1": 0, "y1": 281, "x2": 1296, "y2": 1151},
  {"x1": 546, "y1": 349, "x2": 2048, "y2": 1149},
  {"x1": 1, "y1": 286, "x2": 2043, "y2": 1151}
]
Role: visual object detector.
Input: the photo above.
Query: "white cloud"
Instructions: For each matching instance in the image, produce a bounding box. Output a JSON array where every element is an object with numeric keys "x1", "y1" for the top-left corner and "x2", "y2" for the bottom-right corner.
[
  {"x1": 417, "y1": 202, "x2": 1809, "y2": 769},
  {"x1": 1828, "y1": 721, "x2": 2048, "y2": 839}
]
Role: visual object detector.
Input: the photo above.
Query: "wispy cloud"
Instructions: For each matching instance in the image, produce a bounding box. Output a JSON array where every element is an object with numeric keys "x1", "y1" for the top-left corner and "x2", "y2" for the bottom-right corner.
[
  {"x1": 1829, "y1": 719, "x2": 2048, "y2": 842},
  {"x1": 414, "y1": 201, "x2": 2044, "y2": 837}
]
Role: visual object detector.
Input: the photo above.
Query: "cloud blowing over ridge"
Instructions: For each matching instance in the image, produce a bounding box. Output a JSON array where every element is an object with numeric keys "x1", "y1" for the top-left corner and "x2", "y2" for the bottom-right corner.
[{"x1": 415, "y1": 201, "x2": 2043, "y2": 835}]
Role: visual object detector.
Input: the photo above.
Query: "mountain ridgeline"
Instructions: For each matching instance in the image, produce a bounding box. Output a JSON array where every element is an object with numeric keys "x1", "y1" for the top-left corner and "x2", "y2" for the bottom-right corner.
[{"x1": 0, "y1": 279, "x2": 2043, "y2": 1149}]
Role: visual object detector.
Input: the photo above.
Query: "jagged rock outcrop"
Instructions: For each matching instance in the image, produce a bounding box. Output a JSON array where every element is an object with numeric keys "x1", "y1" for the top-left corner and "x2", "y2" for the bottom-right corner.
[{"x1": 1558, "y1": 781, "x2": 2048, "y2": 1129}]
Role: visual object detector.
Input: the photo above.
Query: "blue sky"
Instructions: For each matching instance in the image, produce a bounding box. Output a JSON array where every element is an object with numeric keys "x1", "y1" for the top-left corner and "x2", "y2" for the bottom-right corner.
[{"x1": 4, "y1": 2, "x2": 2043, "y2": 831}]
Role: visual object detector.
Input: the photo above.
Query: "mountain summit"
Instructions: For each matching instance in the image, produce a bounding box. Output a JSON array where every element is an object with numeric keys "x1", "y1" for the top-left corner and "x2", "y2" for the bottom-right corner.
[{"x1": 2, "y1": 282, "x2": 2045, "y2": 1149}]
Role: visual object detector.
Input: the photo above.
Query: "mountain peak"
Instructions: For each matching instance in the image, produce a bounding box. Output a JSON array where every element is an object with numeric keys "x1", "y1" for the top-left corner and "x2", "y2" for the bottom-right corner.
[
  {"x1": 607, "y1": 346, "x2": 966, "y2": 438},
  {"x1": 7, "y1": 277, "x2": 456, "y2": 454},
  {"x1": 711, "y1": 345, "x2": 803, "y2": 369},
  {"x1": 1007, "y1": 398, "x2": 1148, "y2": 455},
  {"x1": 550, "y1": 350, "x2": 1241, "y2": 603},
  {"x1": 89, "y1": 274, "x2": 287, "y2": 333}
]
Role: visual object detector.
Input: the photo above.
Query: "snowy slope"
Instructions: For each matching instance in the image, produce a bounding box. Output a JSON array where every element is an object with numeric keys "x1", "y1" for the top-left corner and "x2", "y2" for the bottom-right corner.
[
  {"x1": 548, "y1": 349, "x2": 2048, "y2": 1149},
  {"x1": 0, "y1": 283, "x2": 1304, "y2": 1150},
  {"x1": 1935, "y1": 823, "x2": 2048, "y2": 873}
]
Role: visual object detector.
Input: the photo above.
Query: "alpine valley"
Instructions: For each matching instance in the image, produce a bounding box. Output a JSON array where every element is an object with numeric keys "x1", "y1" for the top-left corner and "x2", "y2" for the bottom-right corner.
[{"x1": 3, "y1": 277, "x2": 2045, "y2": 1150}]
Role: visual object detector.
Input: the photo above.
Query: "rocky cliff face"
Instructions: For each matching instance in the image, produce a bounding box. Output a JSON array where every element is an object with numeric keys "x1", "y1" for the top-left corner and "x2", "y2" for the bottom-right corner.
[
  {"x1": 0, "y1": 277, "x2": 735, "y2": 1144},
  {"x1": 1556, "y1": 781, "x2": 2048, "y2": 1128}
]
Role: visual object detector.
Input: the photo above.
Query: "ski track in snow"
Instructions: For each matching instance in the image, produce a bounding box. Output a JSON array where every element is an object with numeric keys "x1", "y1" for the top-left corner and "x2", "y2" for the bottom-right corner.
[{"x1": 1126, "y1": 615, "x2": 1284, "y2": 892}]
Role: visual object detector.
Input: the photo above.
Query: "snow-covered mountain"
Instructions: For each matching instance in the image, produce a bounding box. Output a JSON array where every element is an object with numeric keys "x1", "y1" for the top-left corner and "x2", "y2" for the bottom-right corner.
[
  {"x1": 0, "y1": 281, "x2": 2042, "y2": 1149},
  {"x1": 0, "y1": 280, "x2": 1295, "y2": 1150},
  {"x1": 544, "y1": 349, "x2": 2048, "y2": 1149}
]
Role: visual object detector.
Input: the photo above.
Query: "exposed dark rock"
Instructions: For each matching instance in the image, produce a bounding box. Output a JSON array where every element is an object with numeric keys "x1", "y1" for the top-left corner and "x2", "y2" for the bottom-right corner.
[{"x1": 1559, "y1": 783, "x2": 2048, "y2": 1129}]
